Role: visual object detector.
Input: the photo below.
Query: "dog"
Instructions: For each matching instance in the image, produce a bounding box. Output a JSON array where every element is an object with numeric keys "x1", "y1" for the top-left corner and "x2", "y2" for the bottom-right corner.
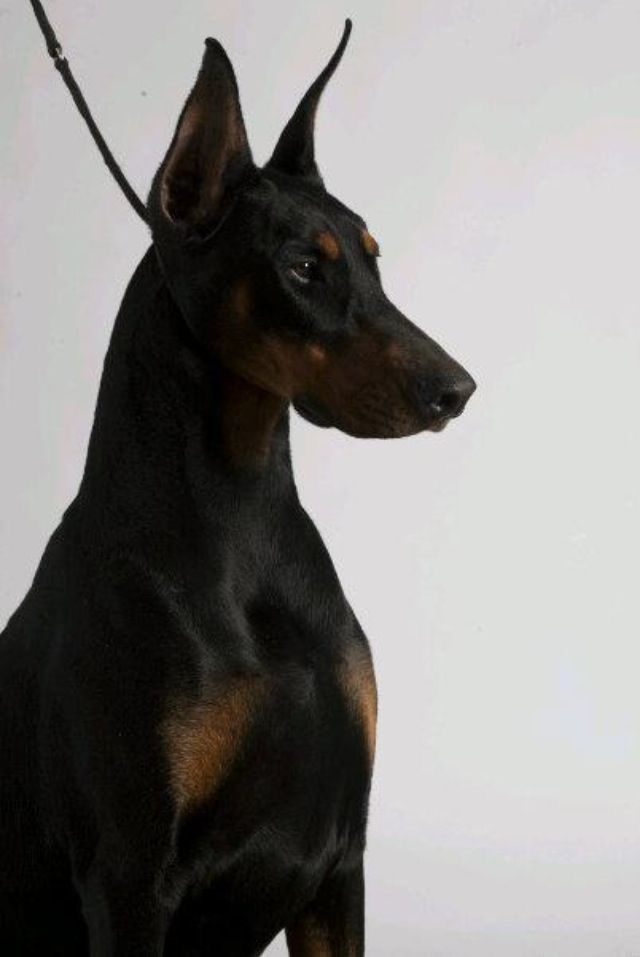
[{"x1": 0, "y1": 21, "x2": 475, "y2": 955}]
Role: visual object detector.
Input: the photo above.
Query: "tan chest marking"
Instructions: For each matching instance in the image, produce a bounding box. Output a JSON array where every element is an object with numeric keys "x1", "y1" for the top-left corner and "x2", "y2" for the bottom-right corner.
[
  {"x1": 286, "y1": 919, "x2": 330, "y2": 956},
  {"x1": 339, "y1": 645, "x2": 377, "y2": 768},
  {"x1": 164, "y1": 677, "x2": 265, "y2": 812},
  {"x1": 286, "y1": 915, "x2": 358, "y2": 956}
]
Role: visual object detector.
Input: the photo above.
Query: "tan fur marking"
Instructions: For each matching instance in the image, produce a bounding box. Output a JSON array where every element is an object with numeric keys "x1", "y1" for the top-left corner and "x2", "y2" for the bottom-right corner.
[
  {"x1": 287, "y1": 916, "x2": 358, "y2": 956},
  {"x1": 361, "y1": 230, "x2": 379, "y2": 257},
  {"x1": 231, "y1": 280, "x2": 252, "y2": 322},
  {"x1": 216, "y1": 281, "x2": 289, "y2": 468},
  {"x1": 220, "y1": 369, "x2": 287, "y2": 468},
  {"x1": 317, "y1": 231, "x2": 341, "y2": 261},
  {"x1": 339, "y1": 646, "x2": 377, "y2": 768},
  {"x1": 307, "y1": 344, "x2": 327, "y2": 364},
  {"x1": 164, "y1": 677, "x2": 265, "y2": 811},
  {"x1": 286, "y1": 919, "x2": 331, "y2": 956}
]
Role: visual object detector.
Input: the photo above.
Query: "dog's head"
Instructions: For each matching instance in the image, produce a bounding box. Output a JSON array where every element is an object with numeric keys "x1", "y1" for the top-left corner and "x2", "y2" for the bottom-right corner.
[{"x1": 147, "y1": 22, "x2": 475, "y2": 438}]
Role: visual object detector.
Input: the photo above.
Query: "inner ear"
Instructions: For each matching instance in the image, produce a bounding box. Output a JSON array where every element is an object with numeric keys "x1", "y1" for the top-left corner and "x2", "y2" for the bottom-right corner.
[
  {"x1": 161, "y1": 98, "x2": 209, "y2": 223},
  {"x1": 152, "y1": 39, "x2": 254, "y2": 230}
]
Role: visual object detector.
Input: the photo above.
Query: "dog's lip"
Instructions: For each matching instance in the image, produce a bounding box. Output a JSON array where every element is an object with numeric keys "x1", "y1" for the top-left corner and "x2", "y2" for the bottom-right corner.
[
  {"x1": 427, "y1": 417, "x2": 449, "y2": 433},
  {"x1": 426, "y1": 404, "x2": 471, "y2": 432},
  {"x1": 296, "y1": 398, "x2": 454, "y2": 436}
]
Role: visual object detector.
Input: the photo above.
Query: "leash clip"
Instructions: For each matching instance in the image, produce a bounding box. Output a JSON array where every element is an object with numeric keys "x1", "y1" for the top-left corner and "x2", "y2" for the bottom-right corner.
[{"x1": 50, "y1": 42, "x2": 67, "y2": 67}]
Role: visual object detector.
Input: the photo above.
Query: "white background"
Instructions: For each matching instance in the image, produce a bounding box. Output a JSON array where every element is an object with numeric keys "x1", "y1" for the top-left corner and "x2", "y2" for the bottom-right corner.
[{"x1": 3, "y1": 2, "x2": 640, "y2": 954}]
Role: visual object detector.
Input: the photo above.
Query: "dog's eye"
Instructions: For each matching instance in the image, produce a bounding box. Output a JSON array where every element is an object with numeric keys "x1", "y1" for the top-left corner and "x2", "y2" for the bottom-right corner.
[{"x1": 289, "y1": 259, "x2": 317, "y2": 285}]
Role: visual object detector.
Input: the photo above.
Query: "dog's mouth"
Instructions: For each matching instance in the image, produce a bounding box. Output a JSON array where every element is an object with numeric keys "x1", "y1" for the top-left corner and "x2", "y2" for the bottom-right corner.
[{"x1": 294, "y1": 392, "x2": 463, "y2": 436}]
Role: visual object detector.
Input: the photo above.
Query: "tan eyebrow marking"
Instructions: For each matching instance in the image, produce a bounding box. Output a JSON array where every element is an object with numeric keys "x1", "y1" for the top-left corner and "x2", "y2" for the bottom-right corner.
[
  {"x1": 316, "y1": 230, "x2": 341, "y2": 261},
  {"x1": 361, "y1": 230, "x2": 380, "y2": 257}
]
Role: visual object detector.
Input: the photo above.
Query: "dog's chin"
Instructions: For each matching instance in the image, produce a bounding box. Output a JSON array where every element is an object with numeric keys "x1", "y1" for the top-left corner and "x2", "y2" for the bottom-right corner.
[
  {"x1": 293, "y1": 399, "x2": 334, "y2": 429},
  {"x1": 294, "y1": 398, "x2": 453, "y2": 438}
]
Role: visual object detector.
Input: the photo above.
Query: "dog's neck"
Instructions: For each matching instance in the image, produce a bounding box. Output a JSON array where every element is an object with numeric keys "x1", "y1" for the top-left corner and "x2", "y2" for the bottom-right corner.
[{"x1": 76, "y1": 247, "x2": 296, "y2": 552}]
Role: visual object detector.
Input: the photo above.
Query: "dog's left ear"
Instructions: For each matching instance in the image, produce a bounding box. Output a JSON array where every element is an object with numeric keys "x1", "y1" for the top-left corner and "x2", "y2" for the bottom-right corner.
[
  {"x1": 149, "y1": 38, "x2": 253, "y2": 233},
  {"x1": 266, "y1": 20, "x2": 352, "y2": 183}
]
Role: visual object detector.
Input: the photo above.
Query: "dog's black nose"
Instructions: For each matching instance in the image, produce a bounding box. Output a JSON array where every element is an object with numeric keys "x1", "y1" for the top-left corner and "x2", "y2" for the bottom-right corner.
[{"x1": 427, "y1": 373, "x2": 476, "y2": 420}]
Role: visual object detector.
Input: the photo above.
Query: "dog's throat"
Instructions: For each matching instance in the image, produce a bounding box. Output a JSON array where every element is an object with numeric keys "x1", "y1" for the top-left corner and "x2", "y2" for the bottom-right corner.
[{"x1": 218, "y1": 371, "x2": 288, "y2": 469}]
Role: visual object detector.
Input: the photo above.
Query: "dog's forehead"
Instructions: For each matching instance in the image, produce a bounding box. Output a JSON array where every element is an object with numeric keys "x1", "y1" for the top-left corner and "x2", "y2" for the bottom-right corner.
[{"x1": 247, "y1": 171, "x2": 367, "y2": 247}]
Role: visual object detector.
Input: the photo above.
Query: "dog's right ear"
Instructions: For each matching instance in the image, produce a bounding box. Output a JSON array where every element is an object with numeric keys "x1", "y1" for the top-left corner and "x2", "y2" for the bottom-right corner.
[{"x1": 148, "y1": 39, "x2": 253, "y2": 235}]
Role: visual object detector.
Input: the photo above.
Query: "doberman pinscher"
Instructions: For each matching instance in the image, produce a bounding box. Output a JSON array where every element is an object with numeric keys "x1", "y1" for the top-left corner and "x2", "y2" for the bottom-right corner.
[{"x1": 0, "y1": 21, "x2": 475, "y2": 955}]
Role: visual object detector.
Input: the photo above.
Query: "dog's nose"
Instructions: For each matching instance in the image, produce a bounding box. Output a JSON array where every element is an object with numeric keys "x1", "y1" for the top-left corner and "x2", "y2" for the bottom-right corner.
[{"x1": 427, "y1": 373, "x2": 476, "y2": 420}]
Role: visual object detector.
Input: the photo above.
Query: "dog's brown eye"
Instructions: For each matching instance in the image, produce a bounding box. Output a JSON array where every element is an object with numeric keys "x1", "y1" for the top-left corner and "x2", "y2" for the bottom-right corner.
[{"x1": 289, "y1": 259, "x2": 317, "y2": 284}]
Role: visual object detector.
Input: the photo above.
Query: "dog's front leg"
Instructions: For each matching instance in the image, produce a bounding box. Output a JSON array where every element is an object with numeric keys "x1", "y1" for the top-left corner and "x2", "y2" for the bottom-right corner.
[
  {"x1": 286, "y1": 860, "x2": 364, "y2": 956},
  {"x1": 78, "y1": 863, "x2": 172, "y2": 957}
]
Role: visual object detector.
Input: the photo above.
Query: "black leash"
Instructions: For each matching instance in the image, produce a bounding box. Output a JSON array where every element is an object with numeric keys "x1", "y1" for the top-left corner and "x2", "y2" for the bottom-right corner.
[{"x1": 28, "y1": 0, "x2": 147, "y2": 224}]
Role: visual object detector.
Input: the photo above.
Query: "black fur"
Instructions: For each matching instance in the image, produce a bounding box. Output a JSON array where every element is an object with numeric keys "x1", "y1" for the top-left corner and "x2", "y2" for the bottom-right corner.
[{"x1": 0, "y1": 22, "x2": 475, "y2": 955}]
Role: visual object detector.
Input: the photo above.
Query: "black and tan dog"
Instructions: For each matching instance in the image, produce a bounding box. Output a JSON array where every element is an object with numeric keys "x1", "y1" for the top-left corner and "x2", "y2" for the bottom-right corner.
[{"x1": 0, "y1": 21, "x2": 475, "y2": 955}]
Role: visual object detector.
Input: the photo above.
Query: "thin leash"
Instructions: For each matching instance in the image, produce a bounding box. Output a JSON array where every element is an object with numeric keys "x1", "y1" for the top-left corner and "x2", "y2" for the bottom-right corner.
[{"x1": 28, "y1": 0, "x2": 147, "y2": 224}]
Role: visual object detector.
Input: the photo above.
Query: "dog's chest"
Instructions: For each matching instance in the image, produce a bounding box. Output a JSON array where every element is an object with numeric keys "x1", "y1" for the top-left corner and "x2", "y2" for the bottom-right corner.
[
  {"x1": 164, "y1": 635, "x2": 376, "y2": 817},
  {"x1": 161, "y1": 601, "x2": 376, "y2": 909}
]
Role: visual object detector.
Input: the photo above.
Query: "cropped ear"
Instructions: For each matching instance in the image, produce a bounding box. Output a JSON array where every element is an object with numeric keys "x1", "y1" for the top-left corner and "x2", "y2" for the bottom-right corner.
[
  {"x1": 266, "y1": 20, "x2": 352, "y2": 183},
  {"x1": 149, "y1": 39, "x2": 253, "y2": 231}
]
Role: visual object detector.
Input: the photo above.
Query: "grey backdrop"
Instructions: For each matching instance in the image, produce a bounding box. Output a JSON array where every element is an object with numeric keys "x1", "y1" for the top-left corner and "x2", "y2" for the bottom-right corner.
[{"x1": 3, "y1": 1, "x2": 640, "y2": 954}]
